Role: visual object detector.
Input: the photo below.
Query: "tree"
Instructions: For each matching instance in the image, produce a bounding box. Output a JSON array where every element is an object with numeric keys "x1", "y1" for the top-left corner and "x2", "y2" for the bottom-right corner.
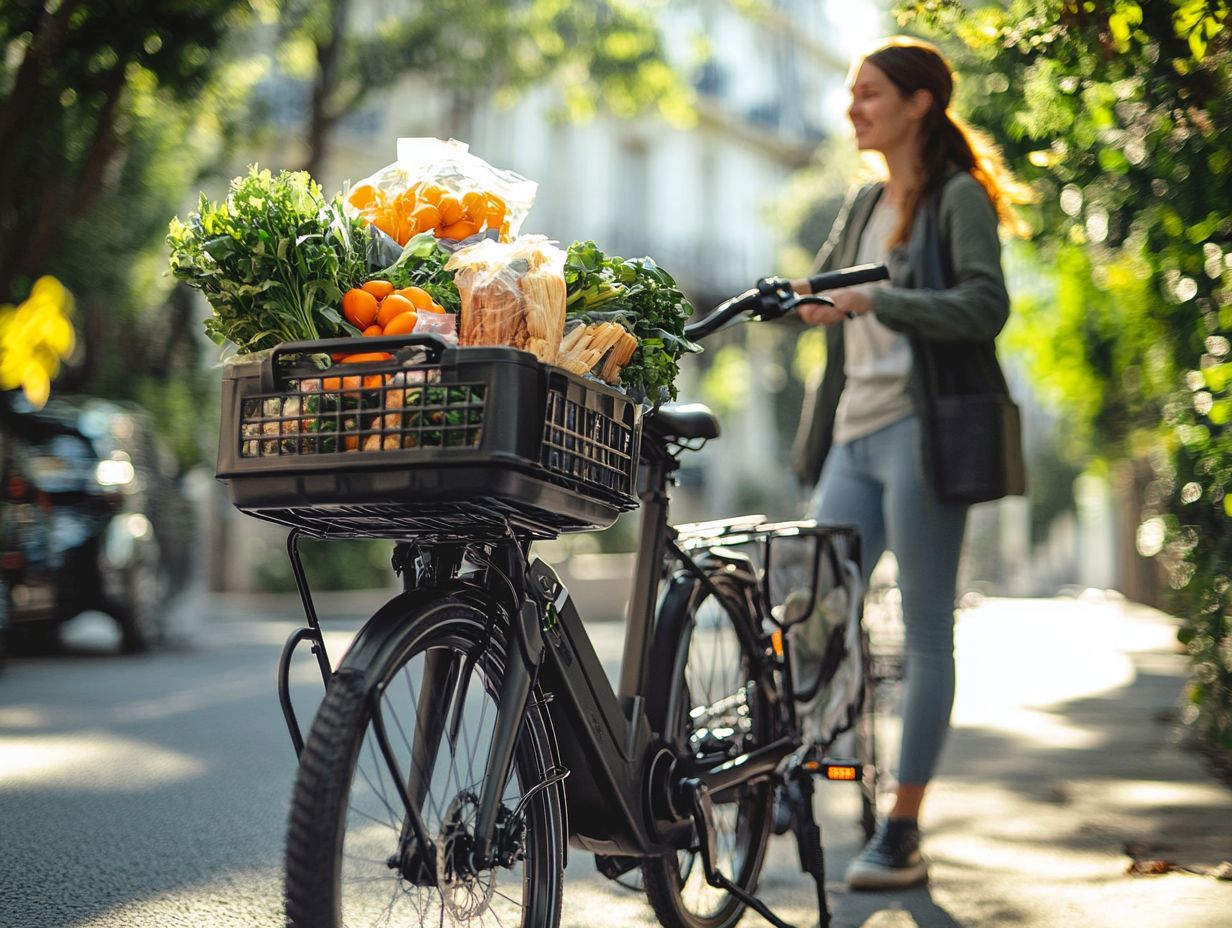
[
  {"x1": 894, "y1": 0, "x2": 1232, "y2": 757},
  {"x1": 278, "y1": 0, "x2": 693, "y2": 176},
  {"x1": 0, "y1": 0, "x2": 266, "y2": 465}
]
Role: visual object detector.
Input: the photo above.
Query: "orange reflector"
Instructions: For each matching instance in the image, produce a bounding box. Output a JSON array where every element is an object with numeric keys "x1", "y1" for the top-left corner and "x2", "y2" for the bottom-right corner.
[
  {"x1": 770, "y1": 629, "x2": 783, "y2": 657},
  {"x1": 802, "y1": 759, "x2": 820, "y2": 772},
  {"x1": 825, "y1": 765, "x2": 858, "y2": 781}
]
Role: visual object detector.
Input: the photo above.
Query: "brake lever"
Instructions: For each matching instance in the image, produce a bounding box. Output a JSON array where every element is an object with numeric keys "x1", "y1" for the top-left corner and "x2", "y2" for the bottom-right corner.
[{"x1": 751, "y1": 277, "x2": 836, "y2": 321}]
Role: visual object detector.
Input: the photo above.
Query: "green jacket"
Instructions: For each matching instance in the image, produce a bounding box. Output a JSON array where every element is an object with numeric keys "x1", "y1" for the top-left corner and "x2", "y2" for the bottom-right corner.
[{"x1": 790, "y1": 171, "x2": 1011, "y2": 487}]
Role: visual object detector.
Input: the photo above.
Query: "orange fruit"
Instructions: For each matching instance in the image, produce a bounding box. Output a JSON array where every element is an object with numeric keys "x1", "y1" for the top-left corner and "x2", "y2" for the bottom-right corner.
[
  {"x1": 395, "y1": 286, "x2": 434, "y2": 311},
  {"x1": 362, "y1": 279, "x2": 395, "y2": 300},
  {"x1": 322, "y1": 375, "x2": 362, "y2": 392},
  {"x1": 348, "y1": 184, "x2": 377, "y2": 209},
  {"x1": 377, "y1": 293, "x2": 418, "y2": 327},
  {"x1": 362, "y1": 324, "x2": 383, "y2": 337},
  {"x1": 428, "y1": 302, "x2": 446, "y2": 314},
  {"x1": 410, "y1": 203, "x2": 440, "y2": 233},
  {"x1": 382, "y1": 311, "x2": 418, "y2": 336},
  {"x1": 372, "y1": 209, "x2": 398, "y2": 240},
  {"x1": 418, "y1": 184, "x2": 445, "y2": 206},
  {"x1": 437, "y1": 196, "x2": 464, "y2": 226},
  {"x1": 438, "y1": 219, "x2": 479, "y2": 240},
  {"x1": 485, "y1": 194, "x2": 507, "y2": 227},
  {"x1": 342, "y1": 288, "x2": 379, "y2": 328},
  {"x1": 461, "y1": 190, "x2": 487, "y2": 218},
  {"x1": 339, "y1": 351, "x2": 393, "y2": 363}
]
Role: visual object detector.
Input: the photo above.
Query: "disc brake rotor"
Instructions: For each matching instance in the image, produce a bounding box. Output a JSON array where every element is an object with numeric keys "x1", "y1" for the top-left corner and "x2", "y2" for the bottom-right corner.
[{"x1": 436, "y1": 792, "x2": 496, "y2": 922}]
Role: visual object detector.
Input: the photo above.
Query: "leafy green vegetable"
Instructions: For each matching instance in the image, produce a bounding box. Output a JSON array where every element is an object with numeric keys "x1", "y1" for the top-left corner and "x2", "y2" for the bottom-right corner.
[
  {"x1": 167, "y1": 166, "x2": 370, "y2": 353},
  {"x1": 564, "y1": 240, "x2": 699, "y2": 402},
  {"x1": 374, "y1": 233, "x2": 462, "y2": 315}
]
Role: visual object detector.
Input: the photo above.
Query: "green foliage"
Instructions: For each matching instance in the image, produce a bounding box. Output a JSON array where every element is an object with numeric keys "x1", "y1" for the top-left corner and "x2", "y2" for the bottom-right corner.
[
  {"x1": 896, "y1": 0, "x2": 1232, "y2": 755},
  {"x1": 281, "y1": 0, "x2": 694, "y2": 172},
  {"x1": 564, "y1": 240, "x2": 699, "y2": 402},
  {"x1": 168, "y1": 166, "x2": 370, "y2": 352},
  {"x1": 0, "y1": 0, "x2": 267, "y2": 467}
]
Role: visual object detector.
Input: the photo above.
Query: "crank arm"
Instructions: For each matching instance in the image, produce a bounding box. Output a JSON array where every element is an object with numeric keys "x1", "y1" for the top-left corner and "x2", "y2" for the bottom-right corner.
[{"x1": 699, "y1": 735, "x2": 800, "y2": 801}]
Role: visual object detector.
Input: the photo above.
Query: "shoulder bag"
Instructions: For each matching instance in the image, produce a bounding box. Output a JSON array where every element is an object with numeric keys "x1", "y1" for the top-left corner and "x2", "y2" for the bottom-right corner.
[{"x1": 912, "y1": 187, "x2": 1027, "y2": 504}]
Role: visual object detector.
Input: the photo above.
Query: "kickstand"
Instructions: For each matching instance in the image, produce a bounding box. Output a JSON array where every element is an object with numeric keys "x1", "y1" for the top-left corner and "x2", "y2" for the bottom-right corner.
[
  {"x1": 782, "y1": 772, "x2": 831, "y2": 928},
  {"x1": 681, "y1": 779, "x2": 800, "y2": 928}
]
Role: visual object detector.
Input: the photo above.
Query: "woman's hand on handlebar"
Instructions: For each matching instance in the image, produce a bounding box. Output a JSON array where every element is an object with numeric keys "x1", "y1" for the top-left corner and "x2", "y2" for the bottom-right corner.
[{"x1": 793, "y1": 284, "x2": 874, "y2": 326}]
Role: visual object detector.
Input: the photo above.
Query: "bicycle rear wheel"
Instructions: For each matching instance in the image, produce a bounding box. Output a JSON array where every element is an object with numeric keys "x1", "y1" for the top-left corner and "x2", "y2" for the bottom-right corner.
[
  {"x1": 642, "y1": 574, "x2": 776, "y2": 928},
  {"x1": 284, "y1": 600, "x2": 564, "y2": 928}
]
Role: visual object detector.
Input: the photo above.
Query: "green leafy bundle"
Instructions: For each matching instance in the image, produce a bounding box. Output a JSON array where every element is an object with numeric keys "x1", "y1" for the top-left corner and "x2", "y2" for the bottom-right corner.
[
  {"x1": 168, "y1": 166, "x2": 370, "y2": 353},
  {"x1": 564, "y1": 240, "x2": 699, "y2": 402},
  {"x1": 375, "y1": 233, "x2": 462, "y2": 315}
]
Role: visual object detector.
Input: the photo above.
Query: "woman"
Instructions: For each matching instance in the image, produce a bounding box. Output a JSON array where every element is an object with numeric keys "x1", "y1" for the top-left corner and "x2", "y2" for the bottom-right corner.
[{"x1": 789, "y1": 37, "x2": 1028, "y2": 890}]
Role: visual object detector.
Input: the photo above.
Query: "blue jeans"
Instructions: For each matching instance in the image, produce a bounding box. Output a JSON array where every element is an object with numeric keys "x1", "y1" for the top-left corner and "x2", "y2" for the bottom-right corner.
[{"x1": 809, "y1": 415, "x2": 968, "y2": 785}]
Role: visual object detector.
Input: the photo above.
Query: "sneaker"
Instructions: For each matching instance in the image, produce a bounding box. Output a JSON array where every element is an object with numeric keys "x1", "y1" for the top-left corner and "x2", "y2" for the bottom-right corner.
[{"x1": 845, "y1": 819, "x2": 928, "y2": 890}]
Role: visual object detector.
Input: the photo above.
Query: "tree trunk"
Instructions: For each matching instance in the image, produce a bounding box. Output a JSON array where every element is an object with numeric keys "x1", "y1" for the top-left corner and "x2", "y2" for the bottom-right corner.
[
  {"x1": 13, "y1": 68, "x2": 127, "y2": 291},
  {"x1": 302, "y1": 0, "x2": 351, "y2": 178},
  {"x1": 0, "y1": 0, "x2": 83, "y2": 157}
]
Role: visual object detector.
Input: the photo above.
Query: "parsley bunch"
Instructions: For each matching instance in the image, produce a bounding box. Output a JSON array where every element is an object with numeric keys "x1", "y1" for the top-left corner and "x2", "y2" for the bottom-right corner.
[
  {"x1": 168, "y1": 166, "x2": 370, "y2": 353},
  {"x1": 564, "y1": 241, "x2": 699, "y2": 402}
]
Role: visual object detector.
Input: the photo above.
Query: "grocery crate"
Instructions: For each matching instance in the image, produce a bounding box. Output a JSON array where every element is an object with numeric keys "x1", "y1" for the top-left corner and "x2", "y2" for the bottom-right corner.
[{"x1": 216, "y1": 335, "x2": 642, "y2": 541}]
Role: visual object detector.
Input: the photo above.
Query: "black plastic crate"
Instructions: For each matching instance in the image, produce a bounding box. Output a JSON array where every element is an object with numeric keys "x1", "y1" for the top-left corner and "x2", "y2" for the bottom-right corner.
[{"x1": 216, "y1": 335, "x2": 642, "y2": 540}]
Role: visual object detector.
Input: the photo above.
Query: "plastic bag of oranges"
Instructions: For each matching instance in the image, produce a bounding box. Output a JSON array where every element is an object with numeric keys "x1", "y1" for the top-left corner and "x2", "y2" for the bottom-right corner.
[{"x1": 345, "y1": 138, "x2": 537, "y2": 251}]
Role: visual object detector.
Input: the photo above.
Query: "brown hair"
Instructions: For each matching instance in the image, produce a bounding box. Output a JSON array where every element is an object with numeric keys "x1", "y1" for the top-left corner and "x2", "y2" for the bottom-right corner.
[{"x1": 861, "y1": 36, "x2": 1032, "y2": 244}]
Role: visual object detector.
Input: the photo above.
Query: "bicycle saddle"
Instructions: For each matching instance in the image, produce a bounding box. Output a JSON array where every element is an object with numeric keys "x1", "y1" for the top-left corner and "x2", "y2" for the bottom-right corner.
[{"x1": 644, "y1": 403, "x2": 721, "y2": 442}]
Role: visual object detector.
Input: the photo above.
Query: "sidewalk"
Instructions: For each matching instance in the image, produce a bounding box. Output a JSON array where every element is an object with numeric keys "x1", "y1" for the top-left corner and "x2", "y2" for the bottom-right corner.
[
  {"x1": 179, "y1": 585, "x2": 1232, "y2": 926},
  {"x1": 809, "y1": 592, "x2": 1232, "y2": 928}
]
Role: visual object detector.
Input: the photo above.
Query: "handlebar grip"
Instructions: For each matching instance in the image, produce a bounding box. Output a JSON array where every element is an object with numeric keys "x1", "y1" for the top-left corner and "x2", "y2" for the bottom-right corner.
[{"x1": 807, "y1": 263, "x2": 889, "y2": 293}]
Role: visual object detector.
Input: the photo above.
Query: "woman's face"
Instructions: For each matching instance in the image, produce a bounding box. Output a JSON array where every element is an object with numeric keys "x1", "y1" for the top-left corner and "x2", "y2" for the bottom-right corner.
[{"x1": 847, "y1": 61, "x2": 925, "y2": 157}]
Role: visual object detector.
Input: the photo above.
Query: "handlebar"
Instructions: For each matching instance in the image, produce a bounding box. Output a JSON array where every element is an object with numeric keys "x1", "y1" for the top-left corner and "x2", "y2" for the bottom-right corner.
[{"x1": 683, "y1": 262, "x2": 889, "y2": 340}]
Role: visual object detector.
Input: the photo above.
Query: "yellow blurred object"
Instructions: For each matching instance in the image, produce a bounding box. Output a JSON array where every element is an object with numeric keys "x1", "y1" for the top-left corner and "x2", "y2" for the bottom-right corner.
[{"x1": 0, "y1": 276, "x2": 76, "y2": 408}]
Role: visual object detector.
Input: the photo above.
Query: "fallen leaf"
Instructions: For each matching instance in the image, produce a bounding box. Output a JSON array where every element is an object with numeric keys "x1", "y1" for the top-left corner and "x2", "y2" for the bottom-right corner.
[{"x1": 1127, "y1": 859, "x2": 1176, "y2": 876}]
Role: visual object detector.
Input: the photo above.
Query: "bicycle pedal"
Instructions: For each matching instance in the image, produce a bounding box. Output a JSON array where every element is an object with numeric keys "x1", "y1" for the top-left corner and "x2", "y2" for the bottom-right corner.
[{"x1": 799, "y1": 757, "x2": 862, "y2": 782}]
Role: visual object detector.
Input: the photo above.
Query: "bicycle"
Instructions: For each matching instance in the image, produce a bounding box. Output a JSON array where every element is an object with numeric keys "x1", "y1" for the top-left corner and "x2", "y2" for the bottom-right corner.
[{"x1": 215, "y1": 261, "x2": 888, "y2": 928}]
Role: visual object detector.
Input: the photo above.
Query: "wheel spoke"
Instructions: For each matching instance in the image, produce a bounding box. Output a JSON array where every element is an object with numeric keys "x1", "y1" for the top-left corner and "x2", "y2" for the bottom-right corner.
[{"x1": 288, "y1": 609, "x2": 560, "y2": 928}]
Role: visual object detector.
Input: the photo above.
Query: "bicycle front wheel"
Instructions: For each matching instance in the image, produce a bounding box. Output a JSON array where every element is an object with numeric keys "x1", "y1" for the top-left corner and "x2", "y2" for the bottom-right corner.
[
  {"x1": 642, "y1": 573, "x2": 776, "y2": 928},
  {"x1": 284, "y1": 600, "x2": 565, "y2": 928}
]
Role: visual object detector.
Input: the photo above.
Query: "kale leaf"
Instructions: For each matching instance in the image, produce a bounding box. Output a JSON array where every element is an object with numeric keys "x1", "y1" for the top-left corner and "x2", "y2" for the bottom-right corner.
[
  {"x1": 168, "y1": 166, "x2": 370, "y2": 353},
  {"x1": 564, "y1": 241, "x2": 699, "y2": 402}
]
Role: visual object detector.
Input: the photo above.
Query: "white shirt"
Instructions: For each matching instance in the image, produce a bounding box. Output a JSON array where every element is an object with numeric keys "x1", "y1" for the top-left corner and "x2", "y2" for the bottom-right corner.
[{"x1": 832, "y1": 197, "x2": 915, "y2": 445}]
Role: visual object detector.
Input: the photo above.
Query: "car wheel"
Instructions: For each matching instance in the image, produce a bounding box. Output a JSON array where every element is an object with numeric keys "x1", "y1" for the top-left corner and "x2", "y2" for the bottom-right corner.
[{"x1": 115, "y1": 536, "x2": 167, "y2": 654}]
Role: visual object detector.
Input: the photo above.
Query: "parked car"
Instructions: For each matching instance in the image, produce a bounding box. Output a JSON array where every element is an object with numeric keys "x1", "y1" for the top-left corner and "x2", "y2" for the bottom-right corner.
[{"x1": 0, "y1": 393, "x2": 194, "y2": 656}]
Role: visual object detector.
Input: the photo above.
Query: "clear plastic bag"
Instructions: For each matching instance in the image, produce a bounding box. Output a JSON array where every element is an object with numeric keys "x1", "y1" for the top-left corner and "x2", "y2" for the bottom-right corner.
[
  {"x1": 412, "y1": 310, "x2": 458, "y2": 345},
  {"x1": 345, "y1": 138, "x2": 537, "y2": 248},
  {"x1": 445, "y1": 236, "x2": 566, "y2": 365}
]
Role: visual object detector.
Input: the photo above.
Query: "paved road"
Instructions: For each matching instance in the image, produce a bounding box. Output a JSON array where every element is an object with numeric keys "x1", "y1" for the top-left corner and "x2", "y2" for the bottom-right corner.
[{"x1": 1, "y1": 589, "x2": 1229, "y2": 927}]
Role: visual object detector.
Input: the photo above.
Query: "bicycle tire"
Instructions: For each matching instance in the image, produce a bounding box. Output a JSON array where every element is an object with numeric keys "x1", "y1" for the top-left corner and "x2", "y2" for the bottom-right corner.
[
  {"x1": 284, "y1": 600, "x2": 565, "y2": 928},
  {"x1": 642, "y1": 573, "x2": 776, "y2": 928}
]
